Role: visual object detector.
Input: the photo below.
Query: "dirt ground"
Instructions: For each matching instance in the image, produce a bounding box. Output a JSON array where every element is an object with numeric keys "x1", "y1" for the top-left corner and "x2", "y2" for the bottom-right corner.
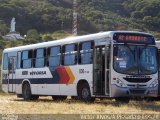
[{"x1": 0, "y1": 93, "x2": 160, "y2": 115}]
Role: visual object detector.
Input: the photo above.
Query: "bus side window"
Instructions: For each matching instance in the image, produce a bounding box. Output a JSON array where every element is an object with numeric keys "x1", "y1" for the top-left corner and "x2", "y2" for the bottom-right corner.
[
  {"x1": 46, "y1": 48, "x2": 50, "y2": 66},
  {"x1": 21, "y1": 50, "x2": 33, "y2": 69},
  {"x1": 62, "y1": 44, "x2": 77, "y2": 65},
  {"x1": 79, "y1": 41, "x2": 94, "y2": 64},
  {"x1": 35, "y1": 48, "x2": 46, "y2": 68},
  {"x1": 17, "y1": 51, "x2": 21, "y2": 69},
  {"x1": 3, "y1": 53, "x2": 8, "y2": 70},
  {"x1": 48, "y1": 46, "x2": 61, "y2": 68}
]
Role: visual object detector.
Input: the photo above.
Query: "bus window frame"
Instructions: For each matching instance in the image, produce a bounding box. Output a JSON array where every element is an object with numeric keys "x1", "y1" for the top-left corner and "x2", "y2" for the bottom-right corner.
[
  {"x1": 3, "y1": 53, "x2": 8, "y2": 70},
  {"x1": 79, "y1": 41, "x2": 94, "y2": 65},
  {"x1": 16, "y1": 51, "x2": 21, "y2": 69},
  {"x1": 47, "y1": 45, "x2": 61, "y2": 67},
  {"x1": 62, "y1": 43, "x2": 78, "y2": 66},
  {"x1": 34, "y1": 48, "x2": 46, "y2": 68},
  {"x1": 21, "y1": 50, "x2": 33, "y2": 69}
]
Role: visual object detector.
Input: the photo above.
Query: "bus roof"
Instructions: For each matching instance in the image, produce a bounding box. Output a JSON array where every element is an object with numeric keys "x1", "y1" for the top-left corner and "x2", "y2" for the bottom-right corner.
[{"x1": 3, "y1": 31, "x2": 153, "y2": 53}]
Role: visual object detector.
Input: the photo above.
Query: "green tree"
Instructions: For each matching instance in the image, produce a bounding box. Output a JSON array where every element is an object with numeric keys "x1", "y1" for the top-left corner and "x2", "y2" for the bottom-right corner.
[
  {"x1": 42, "y1": 34, "x2": 53, "y2": 41},
  {"x1": 131, "y1": 11, "x2": 142, "y2": 19},
  {"x1": 26, "y1": 29, "x2": 40, "y2": 43},
  {"x1": 0, "y1": 21, "x2": 8, "y2": 35}
]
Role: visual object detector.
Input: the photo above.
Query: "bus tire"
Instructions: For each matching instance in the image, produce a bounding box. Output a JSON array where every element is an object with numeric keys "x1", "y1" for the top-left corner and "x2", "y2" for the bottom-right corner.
[
  {"x1": 52, "y1": 96, "x2": 67, "y2": 101},
  {"x1": 22, "y1": 83, "x2": 32, "y2": 101},
  {"x1": 115, "y1": 97, "x2": 130, "y2": 103},
  {"x1": 78, "y1": 83, "x2": 95, "y2": 102}
]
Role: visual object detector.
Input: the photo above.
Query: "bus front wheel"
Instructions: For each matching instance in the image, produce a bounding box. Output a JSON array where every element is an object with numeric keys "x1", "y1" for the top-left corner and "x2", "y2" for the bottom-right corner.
[{"x1": 78, "y1": 83, "x2": 95, "y2": 102}]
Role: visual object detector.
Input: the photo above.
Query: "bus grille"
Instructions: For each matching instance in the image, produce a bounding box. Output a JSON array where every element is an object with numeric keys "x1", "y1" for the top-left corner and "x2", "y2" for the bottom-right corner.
[
  {"x1": 123, "y1": 78, "x2": 151, "y2": 83},
  {"x1": 129, "y1": 89, "x2": 146, "y2": 94}
]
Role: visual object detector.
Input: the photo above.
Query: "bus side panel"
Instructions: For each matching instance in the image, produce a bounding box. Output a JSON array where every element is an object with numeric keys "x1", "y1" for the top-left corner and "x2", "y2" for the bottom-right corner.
[
  {"x1": 59, "y1": 84, "x2": 77, "y2": 96},
  {"x1": 36, "y1": 84, "x2": 60, "y2": 95},
  {"x1": 2, "y1": 84, "x2": 8, "y2": 93},
  {"x1": 14, "y1": 64, "x2": 93, "y2": 96},
  {"x1": 33, "y1": 67, "x2": 60, "y2": 95},
  {"x1": 2, "y1": 70, "x2": 9, "y2": 93},
  {"x1": 59, "y1": 65, "x2": 93, "y2": 96},
  {"x1": 15, "y1": 69, "x2": 33, "y2": 94},
  {"x1": 15, "y1": 67, "x2": 60, "y2": 96},
  {"x1": 15, "y1": 84, "x2": 22, "y2": 94}
]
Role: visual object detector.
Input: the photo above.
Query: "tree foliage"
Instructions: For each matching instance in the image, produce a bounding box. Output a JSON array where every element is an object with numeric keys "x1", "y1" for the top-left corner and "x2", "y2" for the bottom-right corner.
[{"x1": 0, "y1": 0, "x2": 159, "y2": 37}]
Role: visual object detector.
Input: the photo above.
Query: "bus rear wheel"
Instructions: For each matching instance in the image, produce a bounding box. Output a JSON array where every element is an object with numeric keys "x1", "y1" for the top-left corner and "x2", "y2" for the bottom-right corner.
[
  {"x1": 78, "y1": 83, "x2": 95, "y2": 102},
  {"x1": 52, "y1": 96, "x2": 67, "y2": 101},
  {"x1": 22, "y1": 83, "x2": 32, "y2": 101}
]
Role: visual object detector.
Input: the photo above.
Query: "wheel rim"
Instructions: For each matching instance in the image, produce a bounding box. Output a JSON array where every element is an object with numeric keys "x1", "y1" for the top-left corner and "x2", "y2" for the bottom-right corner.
[{"x1": 82, "y1": 88, "x2": 89, "y2": 99}]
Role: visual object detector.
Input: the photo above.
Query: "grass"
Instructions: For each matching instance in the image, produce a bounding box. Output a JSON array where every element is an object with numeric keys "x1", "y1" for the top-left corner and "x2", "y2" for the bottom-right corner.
[{"x1": 0, "y1": 94, "x2": 160, "y2": 114}]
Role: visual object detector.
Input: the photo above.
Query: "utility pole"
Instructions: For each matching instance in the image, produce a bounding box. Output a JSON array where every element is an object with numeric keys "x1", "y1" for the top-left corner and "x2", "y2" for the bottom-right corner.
[{"x1": 72, "y1": 0, "x2": 78, "y2": 36}]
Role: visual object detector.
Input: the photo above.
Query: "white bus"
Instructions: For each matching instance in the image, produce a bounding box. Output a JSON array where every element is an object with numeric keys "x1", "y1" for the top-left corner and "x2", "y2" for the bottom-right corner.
[{"x1": 1, "y1": 31, "x2": 158, "y2": 102}]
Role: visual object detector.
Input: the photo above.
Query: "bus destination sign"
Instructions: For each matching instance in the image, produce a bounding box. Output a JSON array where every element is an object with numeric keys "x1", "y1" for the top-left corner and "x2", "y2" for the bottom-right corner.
[{"x1": 113, "y1": 33, "x2": 155, "y2": 45}]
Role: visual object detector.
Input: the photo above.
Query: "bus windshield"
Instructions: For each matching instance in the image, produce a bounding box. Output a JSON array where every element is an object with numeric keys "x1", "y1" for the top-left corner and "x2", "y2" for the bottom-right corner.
[{"x1": 113, "y1": 44, "x2": 157, "y2": 75}]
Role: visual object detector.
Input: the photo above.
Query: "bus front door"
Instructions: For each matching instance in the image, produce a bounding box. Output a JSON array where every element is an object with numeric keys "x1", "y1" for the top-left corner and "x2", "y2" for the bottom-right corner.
[
  {"x1": 105, "y1": 45, "x2": 110, "y2": 95},
  {"x1": 93, "y1": 46, "x2": 106, "y2": 95},
  {"x1": 8, "y1": 57, "x2": 16, "y2": 93},
  {"x1": 93, "y1": 45, "x2": 110, "y2": 96}
]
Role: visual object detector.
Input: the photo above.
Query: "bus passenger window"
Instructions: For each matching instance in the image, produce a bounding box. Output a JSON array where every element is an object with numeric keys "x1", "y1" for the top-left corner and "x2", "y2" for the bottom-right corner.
[
  {"x1": 21, "y1": 50, "x2": 32, "y2": 69},
  {"x1": 49, "y1": 46, "x2": 61, "y2": 67},
  {"x1": 35, "y1": 48, "x2": 45, "y2": 68},
  {"x1": 63, "y1": 44, "x2": 77, "y2": 65},
  {"x1": 3, "y1": 53, "x2": 8, "y2": 70},
  {"x1": 79, "y1": 41, "x2": 94, "y2": 64},
  {"x1": 17, "y1": 52, "x2": 21, "y2": 69}
]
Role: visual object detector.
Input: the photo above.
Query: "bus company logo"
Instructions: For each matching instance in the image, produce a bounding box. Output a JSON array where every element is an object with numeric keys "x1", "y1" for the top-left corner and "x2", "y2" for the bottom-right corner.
[{"x1": 30, "y1": 71, "x2": 47, "y2": 75}]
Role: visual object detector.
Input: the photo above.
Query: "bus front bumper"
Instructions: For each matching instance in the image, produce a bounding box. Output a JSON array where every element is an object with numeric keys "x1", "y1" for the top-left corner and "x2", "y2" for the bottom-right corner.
[{"x1": 111, "y1": 84, "x2": 158, "y2": 97}]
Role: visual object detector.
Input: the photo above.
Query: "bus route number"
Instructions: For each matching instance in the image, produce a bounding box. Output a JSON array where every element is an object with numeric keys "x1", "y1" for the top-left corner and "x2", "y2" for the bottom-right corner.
[{"x1": 79, "y1": 69, "x2": 89, "y2": 74}]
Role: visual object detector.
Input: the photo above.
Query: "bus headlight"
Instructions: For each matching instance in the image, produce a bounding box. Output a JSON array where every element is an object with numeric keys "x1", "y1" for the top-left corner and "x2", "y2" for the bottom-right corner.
[
  {"x1": 115, "y1": 79, "x2": 127, "y2": 88},
  {"x1": 149, "y1": 80, "x2": 158, "y2": 88}
]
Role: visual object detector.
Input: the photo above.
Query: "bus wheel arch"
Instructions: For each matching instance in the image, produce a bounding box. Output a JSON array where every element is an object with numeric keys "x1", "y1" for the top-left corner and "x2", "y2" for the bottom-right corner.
[
  {"x1": 77, "y1": 80, "x2": 95, "y2": 102},
  {"x1": 22, "y1": 80, "x2": 32, "y2": 101}
]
